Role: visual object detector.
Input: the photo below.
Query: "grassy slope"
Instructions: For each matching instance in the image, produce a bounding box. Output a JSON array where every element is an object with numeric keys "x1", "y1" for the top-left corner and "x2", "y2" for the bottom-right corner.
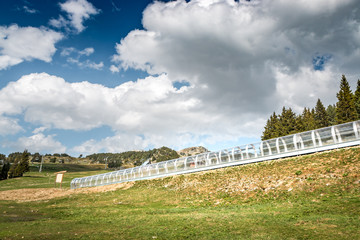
[
  {"x1": 0, "y1": 163, "x2": 108, "y2": 191},
  {"x1": 0, "y1": 147, "x2": 359, "y2": 239}
]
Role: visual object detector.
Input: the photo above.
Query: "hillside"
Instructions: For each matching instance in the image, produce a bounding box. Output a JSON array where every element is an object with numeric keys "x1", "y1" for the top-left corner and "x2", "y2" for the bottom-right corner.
[
  {"x1": 86, "y1": 146, "x2": 180, "y2": 168},
  {"x1": 0, "y1": 146, "x2": 359, "y2": 239}
]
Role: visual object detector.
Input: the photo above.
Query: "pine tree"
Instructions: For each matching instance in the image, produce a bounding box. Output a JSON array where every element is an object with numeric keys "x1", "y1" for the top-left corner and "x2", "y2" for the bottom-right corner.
[
  {"x1": 335, "y1": 75, "x2": 357, "y2": 124},
  {"x1": 0, "y1": 161, "x2": 10, "y2": 180},
  {"x1": 261, "y1": 112, "x2": 280, "y2": 140},
  {"x1": 8, "y1": 150, "x2": 30, "y2": 178},
  {"x1": 295, "y1": 114, "x2": 304, "y2": 133},
  {"x1": 326, "y1": 104, "x2": 336, "y2": 126},
  {"x1": 314, "y1": 98, "x2": 329, "y2": 128},
  {"x1": 8, "y1": 159, "x2": 19, "y2": 178},
  {"x1": 17, "y1": 150, "x2": 30, "y2": 176},
  {"x1": 301, "y1": 107, "x2": 316, "y2": 131},
  {"x1": 279, "y1": 107, "x2": 297, "y2": 136},
  {"x1": 354, "y1": 79, "x2": 360, "y2": 118}
]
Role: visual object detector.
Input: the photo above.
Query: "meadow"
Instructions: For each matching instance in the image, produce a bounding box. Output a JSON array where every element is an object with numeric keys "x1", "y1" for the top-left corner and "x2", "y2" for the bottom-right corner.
[{"x1": 0, "y1": 147, "x2": 359, "y2": 239}]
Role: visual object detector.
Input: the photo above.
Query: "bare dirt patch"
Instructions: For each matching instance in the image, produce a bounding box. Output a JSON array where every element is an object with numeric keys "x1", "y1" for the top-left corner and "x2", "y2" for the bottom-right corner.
[{"x1": 0, "y1": 182, "x2": 134, "y2": 202}]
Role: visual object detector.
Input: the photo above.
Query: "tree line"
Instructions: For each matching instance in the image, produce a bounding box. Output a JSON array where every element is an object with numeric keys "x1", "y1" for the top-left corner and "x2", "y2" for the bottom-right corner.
[
  {"x1": 0, "y1": 151, "x2": 75, "y2": 181},
  {"x1": 0, "y1": 150, "x2": 30, "y2": 180},
  {"x1": 262, "y1": 75, "x2": 360, "y2": 140},
  {"x1": 87, "y1": 146, "x2": 180, "y2": 168}
]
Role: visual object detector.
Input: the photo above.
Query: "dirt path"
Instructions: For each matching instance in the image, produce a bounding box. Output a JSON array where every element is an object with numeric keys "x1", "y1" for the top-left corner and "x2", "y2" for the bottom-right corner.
[{"x1": 0, "y1": 182, "x2": 134, "y2": 202}]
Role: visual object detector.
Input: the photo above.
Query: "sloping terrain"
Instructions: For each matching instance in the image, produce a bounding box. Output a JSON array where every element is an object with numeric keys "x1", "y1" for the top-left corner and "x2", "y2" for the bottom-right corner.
[
  {"x1": 1, "y1": 146, "x2": 359, "y2": 203},
  {"x1": 0, "y1": 146, "x2": 359, "y2": 239}
]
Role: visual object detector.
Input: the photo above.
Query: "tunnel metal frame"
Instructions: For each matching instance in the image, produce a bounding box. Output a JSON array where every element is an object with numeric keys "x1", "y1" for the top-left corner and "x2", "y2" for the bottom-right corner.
[{"x1": 71, "y1": 120, "x2": 360, "y2": 189}]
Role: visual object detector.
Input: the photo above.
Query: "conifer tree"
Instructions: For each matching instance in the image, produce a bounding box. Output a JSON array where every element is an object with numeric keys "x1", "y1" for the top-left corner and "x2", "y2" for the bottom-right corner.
[
  {"x1": 314, "y1": 99, "x2": 329, "y2": 128},
  {"x1": 279, "y1": 107, "x2": 297, "y2": 136},
  {"x1": 326, "y1": 104, "x2": 336, "y2": 126},
  {"x1": 354, "y1": 79, "x2": 360, "y2": 118},
  {"x1": 301, "y1": 107, "x2": 316, "y2": 131},
  {"x1": 295, "y1": 114, "x2": 304, "y2": 133},
  {"x1": 17, "y1": 150, "x2": 30, "y2": 176},
  {"x1": 8, "y1": 159, "x2": 19, "y2": 178},
  {"x1": 0, "y1": 161, "x2": 10, "y2": 180},
  {"x1": 8, "y1": 150, "x2": 30, "y2": 178},
  {"x1": 261, "y1": 112, "x2": 280, "y2": 140},
  {"x1": 335, "y1": 75, "x2": 357, "y2": 124}
]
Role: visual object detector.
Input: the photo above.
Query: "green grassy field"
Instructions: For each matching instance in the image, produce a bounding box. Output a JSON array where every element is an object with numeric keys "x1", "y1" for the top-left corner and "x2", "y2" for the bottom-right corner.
[
  {"x1": 0, "y1": 147, "x2": 359, "y2": 239},
  {"x1": 0, "y1": 163, "x2": 108, "y2": 191}
]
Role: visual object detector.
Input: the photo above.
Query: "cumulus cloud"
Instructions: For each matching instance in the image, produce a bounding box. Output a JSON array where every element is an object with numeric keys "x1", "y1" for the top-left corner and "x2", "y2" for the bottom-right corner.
[
  {"x1": 2, "y1": 0, "x2": 360, "y2": 155},
  {"x1": 50, "y1": 0, "x2": 100, "y2": 33},
  {"x1": 112, "y1": 0, "x2": 360, "y2": 116},
  {"x1": 72, "y1": 134, "x2": 148, "y2": 154},
  {"x1": 5, "y1": 133, "x2": 66, "y2": 154},
  {"x1": 0, "y1": 24, "x2": 63, "y2": 70},
  {"x1": 0, "y1": 72, "x2": 262, "y2": 154}
]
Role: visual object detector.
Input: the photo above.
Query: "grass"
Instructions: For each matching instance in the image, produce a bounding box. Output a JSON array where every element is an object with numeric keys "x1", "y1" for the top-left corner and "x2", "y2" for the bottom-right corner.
[
  {"x1": 0, "y1": 147, "x2": 359, "y2": 239},
  {"x1": 0, "y1": 163, "x2": 108, "y2": 191}
]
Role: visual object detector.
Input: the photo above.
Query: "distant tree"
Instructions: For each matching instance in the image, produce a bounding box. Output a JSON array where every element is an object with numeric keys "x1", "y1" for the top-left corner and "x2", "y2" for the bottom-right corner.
[
  {"x1": 261, "y1": 112, "x2": 280, "y2": 140},
  {"x1": 7, "y1": 152, "x2": 22, "y2": 163},
  {"x1": 301, "y1": 107, "x2": 316, "y2": 131},
  {"x1": 335, "y1": 75, "x2": 357, "y2": 124},
  {"x1": 86, "y1": 147, "x2": 180, "y2": 168},
  {"x1": 0, "y1": 161, "x2": 10, "y2": 180},
  {"x1": 326, "y1": 104, "x2": 337, "y2": 126},
  {"x1": 8, "y1": 160, "x2": 19, "y2": 178},
  {"x1": 32, "y1": 152, "x2": 41, "y2": 163},
  {"x1": 314, "y1": 99, "x2": 329, "y2": 128},
  {"x1": 354, "y1": 79, "x2": 360, "y2": 118},
  {"x1": 0, "y1": 153, "x2": 8, "y2": 180},
  {"x1": 279, "y1": 107, "x2": 297, "y2": 136},
  {"x1": 8, "y1": 150, "x2": 30, "y2": 178}
]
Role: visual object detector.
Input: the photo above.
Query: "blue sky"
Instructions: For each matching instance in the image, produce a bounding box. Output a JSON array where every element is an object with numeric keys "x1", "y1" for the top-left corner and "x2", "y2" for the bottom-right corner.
[{"x1": 0, "y1": 0, "x2": 359, "y2": 156}]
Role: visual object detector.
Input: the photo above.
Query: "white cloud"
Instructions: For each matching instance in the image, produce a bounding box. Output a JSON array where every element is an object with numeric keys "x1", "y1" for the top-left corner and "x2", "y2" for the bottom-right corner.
[
  {"x1": 0, "y1": 24, "x2": 63, "y2": 70},
  {"x1": 0, "y1": 72, "x2": 261, "y2": 154},
  {"x1": 32, "y1": 127, "x2": 48, "y2": 134},
  {"x1": 62, "y1": 47, "x2": 103, "y2": 70},
  {"x1": 109, "y1": 65, "x2": 120, "y2": 73},
  {"x1": 50, "y1": 0, "x2": 100, "y2": 33},
  {"x1": 79, "y1": 47, "x2": 94, "y2": 56},
  {"x1": 85, "y1": 61, "x2": 103, "y2": 70},
  {"x1": 49, "y1": 15, "x2": 68, "y2": 30},
  {"x1": 2, "y1": 0, "x2": 360, "y2": 155},
  {"x1": 23, "y1": 6, "x2": 39, "y2": 14},
  {"x1": 72, "y1": 134, "x2": 148, "y2": 154},
  {"x1": 60, "y1": 47, "x2": 75, "y2": 56},
  {"x1": 67, "y1": 57, "x2": 104, "y2": 70},
  {"x1": 274, "y1": 66, "x2": 339, "y2": 112},
  {"x1": 5, "y1": 133, "x2": 66, "y2": 154},
  {"x1": 112, "y1": 0, "x2": 360, "y2": 117},
  {"x1": 0, "y1": 116, "x2": 23, "y2": 135}
]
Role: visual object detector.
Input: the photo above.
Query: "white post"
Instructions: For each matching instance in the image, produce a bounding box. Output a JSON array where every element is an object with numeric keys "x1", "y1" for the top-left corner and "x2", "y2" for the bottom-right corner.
[{"x1": 39, "y1": 155, "x2": 44, "y2": 173}]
